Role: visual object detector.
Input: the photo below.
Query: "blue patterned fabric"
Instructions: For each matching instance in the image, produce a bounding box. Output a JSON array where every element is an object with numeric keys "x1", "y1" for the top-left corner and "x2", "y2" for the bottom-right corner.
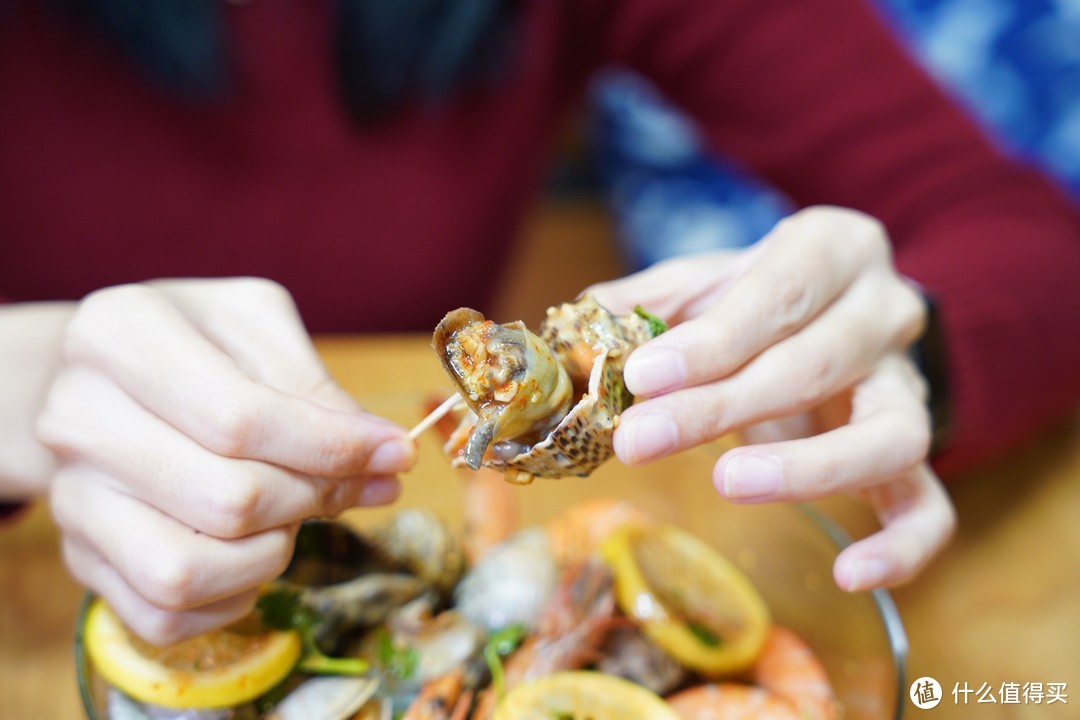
[{"x1": 592, "y1": 0, "x2": 1080, "y2": 269}]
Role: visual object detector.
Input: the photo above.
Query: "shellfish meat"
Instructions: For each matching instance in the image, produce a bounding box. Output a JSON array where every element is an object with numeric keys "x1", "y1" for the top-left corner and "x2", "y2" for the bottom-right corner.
[{"x1": 433, "y1": 294, "x2": 660, "y2": 483}]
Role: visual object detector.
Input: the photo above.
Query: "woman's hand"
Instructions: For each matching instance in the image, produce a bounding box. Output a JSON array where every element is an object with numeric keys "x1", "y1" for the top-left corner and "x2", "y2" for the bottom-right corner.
[
  {"x1": 36, "y1": 278, "x2": 415, "y2": 643},
  {"x1": 589, "y1": 206, "x2": 955, "y2": 591}
]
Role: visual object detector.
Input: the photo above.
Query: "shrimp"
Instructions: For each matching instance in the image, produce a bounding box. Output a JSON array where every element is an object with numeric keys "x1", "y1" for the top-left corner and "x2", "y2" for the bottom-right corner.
[
  {"x1": 462, "y1": 467, "x2": 519, "y2": 565},
  {"x1": 666, "y1": 683, "x2": 799, "y2": 720},
  {"x1": 471, "y1": 560, "x2": 618, "y2": 719},
  {"x1": 664, "y1": 625, "x2": 839, "y2": 720},
  {"x1": 545, "y1": 497, "x2": 649, "y2": 567},
  {"x1": 401, "y1": 668, "x2": 469, "y2": 720},
  {"x1": 447, "y1": 692, "x2": 473, "y2": 720},
  {"x1": 511, "y1": 559, "x2": 618, "y2": 679},
  {"x1": 752, "y1": 625, "x2": 839, "y2": 720}
]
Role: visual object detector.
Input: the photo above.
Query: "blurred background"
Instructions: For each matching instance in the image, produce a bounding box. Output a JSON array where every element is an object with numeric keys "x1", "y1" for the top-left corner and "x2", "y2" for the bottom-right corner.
[
  {"x1": 497, "y1": 0, "x2": 1080, "y2": 326},
  {"x1": 539, "y1": 0, "x2": 1080, "y2": 270}
]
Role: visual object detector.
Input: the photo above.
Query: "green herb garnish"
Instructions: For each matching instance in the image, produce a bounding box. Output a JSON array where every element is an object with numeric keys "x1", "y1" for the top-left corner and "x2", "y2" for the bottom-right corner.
[
  {"x1": 256, "y1": 588, "x2": 370, "y2": 676},
  {"x1": 375, "y1": 629, "x2": 420, "y2": 681},
  {"x1": 483, "y1": 623, "x2": 528, "y2": 701},
  {"x1": 686, "y1": 620, "x2": 722, "y2": 648},
  {"x1": 634, "y1": 305, "x2": 668, "y2": 337}
]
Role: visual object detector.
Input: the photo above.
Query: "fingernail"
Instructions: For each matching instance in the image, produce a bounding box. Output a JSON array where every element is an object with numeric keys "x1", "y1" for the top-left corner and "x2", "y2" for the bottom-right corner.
[
  {"x1": 718, "y1": 454, "x2": 783, "y2": 500},
  {"x1": 624, "y1": 347, "x2": 686, "y2": 396},
  {"x1": 369, "y1": 438, "x2": 416, "y2": 474},
  {"x1": 616, "y1": 414, "x2": 678, "y2": 464},
  {"x1": 844, "y1": 557, "x2": 891, "y2": 591},
  {"x1": 360, "y1": 476, "x2": 401, "y2": 506}
]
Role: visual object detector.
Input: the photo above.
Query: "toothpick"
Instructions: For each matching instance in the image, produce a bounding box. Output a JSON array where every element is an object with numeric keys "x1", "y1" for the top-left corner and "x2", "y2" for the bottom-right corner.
[{"x1": 409, "y1": 393, "x2": 464, "y2": 440}]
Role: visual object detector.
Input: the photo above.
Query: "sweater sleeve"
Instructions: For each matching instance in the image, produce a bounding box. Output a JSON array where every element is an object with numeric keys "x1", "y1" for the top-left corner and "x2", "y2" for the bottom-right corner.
[
  {"x1": 577, "y1": 0, "x2": 1080, "y2": 475},
  {"x1": 0, "y1": 296, "x2": 24, "y2": 521}
]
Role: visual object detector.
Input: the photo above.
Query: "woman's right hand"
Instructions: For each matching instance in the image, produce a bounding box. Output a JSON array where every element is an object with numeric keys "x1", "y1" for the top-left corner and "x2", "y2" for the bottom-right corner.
[
  {"x1": 588, "y1": 207, "x2": 955, "y2": 592},
  {"x1": 37, "y1": 278, "x2": 415, "y2": 644}
]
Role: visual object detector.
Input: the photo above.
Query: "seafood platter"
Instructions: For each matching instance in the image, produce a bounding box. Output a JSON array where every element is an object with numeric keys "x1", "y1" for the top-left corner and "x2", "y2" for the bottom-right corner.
[{"x1": 76, "y1": 296, "x2": 907, "y2": 720}]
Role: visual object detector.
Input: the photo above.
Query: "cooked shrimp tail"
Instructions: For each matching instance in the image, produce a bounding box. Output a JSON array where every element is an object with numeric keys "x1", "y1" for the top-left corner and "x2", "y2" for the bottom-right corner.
[
  {"x1": 751, "y1": 625, "x2": 839, "y2": 720},
  {"x1": 401, "y1": 668, "x2": 466, "y2": 720},
  {"x1": 447, "y1": 689, "x2": 473, "y2": 720},
  {"x1": 666, "y1": 683, "x2": 799, "y2": 720},
  {"x1": 469, "y1": 561, "x2": 618, "y2": 720},
  {"x1": 545, "y1": 498, "x2": 649, "y2": 567},
  {"x1": 501, "y1": 560, "x2": 617, "y2": 685}
]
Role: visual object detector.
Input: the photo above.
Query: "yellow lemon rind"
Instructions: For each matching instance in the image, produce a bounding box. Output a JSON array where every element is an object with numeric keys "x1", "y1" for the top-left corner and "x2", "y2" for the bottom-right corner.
[
  {"x1": 600, "y1": 523, "x2": 770, "y2": 677},
  {"x1": 84, "y1": 599, "x2": 302, "y2": 709},
  {"x1": 494, "y1": 670, "x2": 681, "y2": 720}
]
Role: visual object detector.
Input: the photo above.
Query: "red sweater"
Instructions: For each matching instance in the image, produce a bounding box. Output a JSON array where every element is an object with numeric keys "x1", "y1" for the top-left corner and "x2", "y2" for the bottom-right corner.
[{"x1": 2, "y1": 0, "x2": 1079, "y2": 476}]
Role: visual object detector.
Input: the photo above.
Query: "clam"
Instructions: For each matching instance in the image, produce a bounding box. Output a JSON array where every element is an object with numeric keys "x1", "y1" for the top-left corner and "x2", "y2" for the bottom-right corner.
[
  {"x1": 371, "y1": 508, "x2": 464, "y2": 599},
  {"x1": 433, "y1": 294, "x2": 657, "y2": 483},
  {"x1": 453, "y1": 528, "x2": 559, "y2": 633},
  {"x1": 263, "y1": 676, "x2": 379, "y2": 720},
  {"x1": 104, "y1": 689, "x2": 245, "y2": 720},
  {"x1": 279, "y1": 520, "x2": 433, "y2": 650}
]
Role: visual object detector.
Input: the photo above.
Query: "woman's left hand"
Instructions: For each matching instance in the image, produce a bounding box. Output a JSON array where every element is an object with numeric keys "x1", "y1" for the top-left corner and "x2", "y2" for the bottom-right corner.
[{"x1": 588, "y1": 206, "x2": 956, "y2": 591}]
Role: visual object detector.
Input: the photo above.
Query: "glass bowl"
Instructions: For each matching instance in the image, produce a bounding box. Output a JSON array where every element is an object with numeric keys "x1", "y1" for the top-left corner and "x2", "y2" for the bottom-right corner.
[{"x1": 76, "y1": 391, "x2": 906, "y2": 720}]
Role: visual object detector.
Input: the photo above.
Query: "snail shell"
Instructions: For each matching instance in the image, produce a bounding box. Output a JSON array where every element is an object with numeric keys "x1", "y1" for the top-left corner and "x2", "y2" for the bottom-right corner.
[{"x1": 435, "y1": 294, "x2": 652, "y2": 483}]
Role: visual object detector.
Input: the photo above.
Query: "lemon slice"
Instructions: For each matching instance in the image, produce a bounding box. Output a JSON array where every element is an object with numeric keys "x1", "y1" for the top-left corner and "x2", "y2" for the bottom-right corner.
[
  {"x1": 494, "y1": 671, "x2": 681, "y2": 720},
  {"x1": 84, "y1": 598, "x2": 302, "y2": 709},
  {"x1": 600, "y1": 523, "x2": 770, "y2": 676}
]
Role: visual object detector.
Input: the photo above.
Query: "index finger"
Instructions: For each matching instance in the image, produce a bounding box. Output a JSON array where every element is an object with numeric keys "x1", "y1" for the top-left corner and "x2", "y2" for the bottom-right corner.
[
  {"x1": 65, "y1": 285, "x2": 414, "y2": 477},
  {"x1": 623, "y1": 208, "x2": 889, "y2": 396},
  {"x1": 150, "y1": 278, "x2": 361, "y2": 411}
]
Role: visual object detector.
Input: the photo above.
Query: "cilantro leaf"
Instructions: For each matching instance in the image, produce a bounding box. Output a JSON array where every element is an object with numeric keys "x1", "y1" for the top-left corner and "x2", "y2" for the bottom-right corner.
[
  {"x1": 256, "y1": 587, "x2": 369, "y2": 677},
  {"x1": 483, "y1": 623, "x2": 527, "y2": 701},
  {"x1": 256, "y1": 588, "x2": 318, "y2": 634},
  {"x1": 375, "y1": 629, "x2": 420, "y2": 681},
  {"x1": 634, "y1": 306, "x2": 668, "y2": 337},
  {"x1": 686, "y1": 620, "x2": 722, "y2": 648}
]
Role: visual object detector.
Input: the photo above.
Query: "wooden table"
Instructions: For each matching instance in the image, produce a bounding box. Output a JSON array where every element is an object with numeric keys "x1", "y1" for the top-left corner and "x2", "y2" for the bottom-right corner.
[{"x1": 1, "y1": 332, "x2": 1078, "y2": 719}]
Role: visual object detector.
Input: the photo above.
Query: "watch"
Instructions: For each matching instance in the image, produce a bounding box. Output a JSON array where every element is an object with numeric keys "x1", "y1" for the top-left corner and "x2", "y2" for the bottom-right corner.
[{"x1": 909, "y1": 288, "x2": 952, "y2": 453}]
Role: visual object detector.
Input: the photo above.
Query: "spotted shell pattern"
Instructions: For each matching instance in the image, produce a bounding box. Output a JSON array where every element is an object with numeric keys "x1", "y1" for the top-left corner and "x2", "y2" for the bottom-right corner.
[{"x1": 448, "y1": 294, "x2": 653, "y2": 482}]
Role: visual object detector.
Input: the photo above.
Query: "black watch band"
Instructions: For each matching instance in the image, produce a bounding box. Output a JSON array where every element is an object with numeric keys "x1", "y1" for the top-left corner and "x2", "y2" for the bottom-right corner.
[{"x1": 909, "y1": 289, "x2": 952, "y2": 453}]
